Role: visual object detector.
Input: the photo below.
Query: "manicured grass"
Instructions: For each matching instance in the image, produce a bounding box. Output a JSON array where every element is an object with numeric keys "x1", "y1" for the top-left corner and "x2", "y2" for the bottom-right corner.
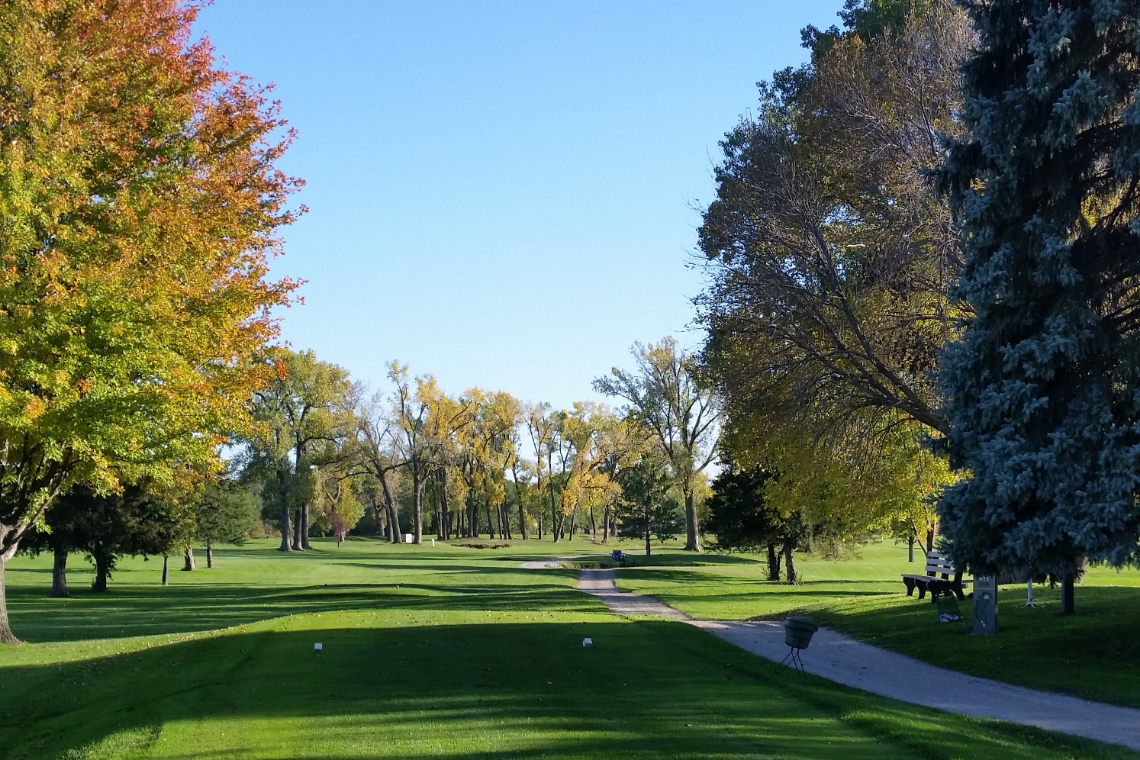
[
  {"x1": 613, "y1": 540, "x2": 1140, "y2": 708},
  {"x1": 0, "y1": 537, "x2": 1136, "y2": 759}
]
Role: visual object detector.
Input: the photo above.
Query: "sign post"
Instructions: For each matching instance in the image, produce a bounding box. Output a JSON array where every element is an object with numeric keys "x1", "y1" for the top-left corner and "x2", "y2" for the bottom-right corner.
[{"x1": 972, "y1": 575, "x2": 998, "y2": 635}]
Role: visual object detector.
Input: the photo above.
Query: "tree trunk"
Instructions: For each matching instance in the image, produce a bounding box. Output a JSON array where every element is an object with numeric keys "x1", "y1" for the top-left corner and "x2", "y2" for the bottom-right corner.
[
  {"x1": 782, "y1": 543, "x2": 797, "y2": 585},
  {"x1": 486, "y1": 502, "x2": 495, "y2": 539},
  {"x1": 589, "y1": 503, "x2": 596, "y2": 537},
  {"x1": 645, "y1": 502, "x2": 652, "y2": 557},
  {"x1": 908, "y1": 535, "x2": 915, "y2": 562},
  {"x1": 292, "y1": 508, "x2": 304, "y2": 551},
  {"x1": 549, "y1": 457, "x2": 558, "y2": 543},
  {"x1": 378, "y1": 472, "x2": 402, "y2": 544},
  {"x1": 683, "y1": 488, "x2": 700, "y2": 552},
  {"x1": 537, "y1": 507, "x2": 543, "y2": 540},
  {"x1": 468, "y1": 492, "x2": 478, "y2": 538},
  {"x1": 278, "y1": 502, "x2": 292, "y2": 552},
  {"x1": 413, "y1": 475, "x2": 424, "y2": 545},
  {"x1": 766, "y1": 543, "x2": 781, "y2": 582},
  {"x1": 161, "y1": 555, "x2": 170, "y2": 586},
  {"x1": 925, "y1": 527, "x2": 935, "y2": 555},
  {"x1": 182, "y1": 548, "x2": 196, "y2": 571},
  {"x1": 93, "y1": 551, "x2": 111, "y2": 592},
  {"x1": 0, "y1": 557, "x2": 19, "y2": 645},
  {"x1": 1061, "y1": 573, "x2": 1075, "y2": 614},
  {"x1": 602, "y1": 506, "x2": 610, "y2": 543},
  {"x1": 206, "y1": 539, "x2": 214, "y2": 569},
  {"x1": 51, "y1": 547, "x2": 70, "y2": 598},
  {"x1": 301, "y1": 503, "x2": 311, "y2": 550},
  {"x1": 514, "y1": 465, "x2": 528, "y2": 541},
  {"x1": 438, "y1": 471, "x2": 449, "y2": 542}
]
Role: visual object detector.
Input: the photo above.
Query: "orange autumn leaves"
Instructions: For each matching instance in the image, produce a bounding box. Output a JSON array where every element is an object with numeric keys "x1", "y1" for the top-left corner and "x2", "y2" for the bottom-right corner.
[{"x1": 0, "y1": 0, "x2": 301, "y2": 556}]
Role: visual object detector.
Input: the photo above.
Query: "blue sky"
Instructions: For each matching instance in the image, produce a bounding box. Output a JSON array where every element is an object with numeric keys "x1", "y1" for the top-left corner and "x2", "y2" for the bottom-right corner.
[{"x1": 196, "y1": 1, "x2": 846, "y2": 409}]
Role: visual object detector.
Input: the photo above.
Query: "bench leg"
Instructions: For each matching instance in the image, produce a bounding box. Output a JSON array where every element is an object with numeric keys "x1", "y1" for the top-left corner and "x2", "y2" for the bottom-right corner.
[
  {"x1": 917, "y1": 584, "x2": 927, "y2": 600},
  {"x1": 904, "y1": 578, "x2": 915, "y2": 597}
]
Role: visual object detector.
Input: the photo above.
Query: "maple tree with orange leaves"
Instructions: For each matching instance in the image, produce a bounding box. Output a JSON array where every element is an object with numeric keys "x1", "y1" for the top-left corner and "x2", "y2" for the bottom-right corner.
[{"x1": 0, "y1": 0, "x2": 303, "y2": 644}]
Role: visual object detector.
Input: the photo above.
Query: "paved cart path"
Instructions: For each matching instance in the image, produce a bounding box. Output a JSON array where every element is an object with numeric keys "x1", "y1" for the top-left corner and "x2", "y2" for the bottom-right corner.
[{"x1": 550, "y1": 564, "x2": 1140, "y2": 752}]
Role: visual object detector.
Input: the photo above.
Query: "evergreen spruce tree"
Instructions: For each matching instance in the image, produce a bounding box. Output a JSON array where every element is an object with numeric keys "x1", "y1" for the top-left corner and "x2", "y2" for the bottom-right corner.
[{"x1": 939, "y1": 0, "x2": 1140, "y2": 613}]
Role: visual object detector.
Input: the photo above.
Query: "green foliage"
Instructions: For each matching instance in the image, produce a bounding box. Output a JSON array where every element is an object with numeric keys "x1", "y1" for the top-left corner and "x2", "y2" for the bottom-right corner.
[
  {"x1": 615, "y1": 454, "x2": 682, "y2": 546},
  {"x1": 195, "y1": 480, "x2": 261, "y2": 548},
  {"x1": 23, "y1": 486, "x2": 190, "y2": 589},
  {"x1": 595, "y1": 338, "x2": 720, "y2": 550},
  {"x1": 0, "y1": 0, "x2": 299, "y2": 555},
  {"x1": 938, "y1": 0, "x2": 1140, "y2": 578},
  {"x1": 705, "y1": 466, "x2": 781, "y2": 553},
  {"x1": 697, "y1": 0, "x2": 969, "y2": 559},
  {"x1": 243, "y1": 349, "x2": 354, "y2": 546}
]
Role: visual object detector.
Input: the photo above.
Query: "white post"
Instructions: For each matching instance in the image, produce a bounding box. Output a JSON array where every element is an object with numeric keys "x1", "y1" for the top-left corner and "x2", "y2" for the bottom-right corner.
[{"x1": 1025, "y1": 580, "x2": 1036, "y2": 607}]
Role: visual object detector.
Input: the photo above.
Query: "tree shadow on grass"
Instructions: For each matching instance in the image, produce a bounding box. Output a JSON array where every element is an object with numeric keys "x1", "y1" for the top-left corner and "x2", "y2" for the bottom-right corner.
[
  {"x1": 1, "y1": 618, "x2": 1127, "y2": 760},
  {"x1": 4, "y1": 579, "x2": 604, "y2": 644}
]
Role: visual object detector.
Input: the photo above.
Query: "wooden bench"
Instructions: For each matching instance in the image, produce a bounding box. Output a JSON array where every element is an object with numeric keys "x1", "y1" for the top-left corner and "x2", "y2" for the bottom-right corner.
[{"x1": 902, "y1": 551, "x2": 969, "y2": 601}]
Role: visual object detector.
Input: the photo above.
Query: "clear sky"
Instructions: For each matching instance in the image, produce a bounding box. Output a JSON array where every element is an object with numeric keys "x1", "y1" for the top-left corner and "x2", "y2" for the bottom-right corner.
[{"x1": 195, "y1": 1, "x2": 846, "y2": 409}]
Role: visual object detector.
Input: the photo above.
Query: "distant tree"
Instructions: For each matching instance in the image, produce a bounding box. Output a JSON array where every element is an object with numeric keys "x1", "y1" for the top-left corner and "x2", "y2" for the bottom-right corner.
[
  {"x1": 705, "y1": 465, "x2": 809, "y2": 583},
  {"x1": 595, "y1": 338, "x2": 721, "y2": 552},
  {"x1": 195, "y1": 480, "x2": 261, "y2": 569},
  {"x1": 352, "y1": 388, "x2": 408, "y2": 544},
  {"x1": 310, "y1": 466, "x2": 363, "y2": 546},
  {"x1": 525, "y1": 403, "x2": 559, "y2": 542},
  {"x1": 937, "y1": 0, "x2": 1140, "y2": 614},
  {"x1": 246, "y1": 350, "x2": 353, "y2": 552},
  {"x1": 615, "y1": 454, "x2": 680, "y2": 557}
]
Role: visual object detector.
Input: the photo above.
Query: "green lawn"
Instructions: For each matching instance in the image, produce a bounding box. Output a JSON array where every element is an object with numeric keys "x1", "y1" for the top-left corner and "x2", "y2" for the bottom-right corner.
[
  {"x1": 0, "y1": 537, "x2": 1135, "y2": 759},
  {"x1": 613, "y1": 539, "x2": 1140, "y2": 708}
]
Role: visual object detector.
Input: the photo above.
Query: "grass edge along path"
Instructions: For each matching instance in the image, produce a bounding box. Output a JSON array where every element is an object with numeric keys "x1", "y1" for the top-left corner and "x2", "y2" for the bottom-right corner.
[
  {"x1": 606, "y1": 543, "x2": 1140, "y2": 710},
  {"x1": 575, "y1": 566, "x2": 1140, "y2": 753}
]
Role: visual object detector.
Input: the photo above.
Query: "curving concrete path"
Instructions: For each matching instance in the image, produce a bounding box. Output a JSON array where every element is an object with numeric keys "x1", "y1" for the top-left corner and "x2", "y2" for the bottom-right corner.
[{"x1": 557, "y1": 566, "x2": 1140, "y2": 752}]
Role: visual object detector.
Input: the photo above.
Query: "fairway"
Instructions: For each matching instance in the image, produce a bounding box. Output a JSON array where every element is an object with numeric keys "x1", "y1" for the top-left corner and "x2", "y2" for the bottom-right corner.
[{"x1": 1, "y1": 539, "x2": 1136, "y2": 760}]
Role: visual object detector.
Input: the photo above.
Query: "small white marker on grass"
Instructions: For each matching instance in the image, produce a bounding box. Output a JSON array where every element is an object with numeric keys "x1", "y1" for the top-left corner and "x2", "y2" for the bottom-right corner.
[
  {"x1": 314, "y1": 643, "x2": 323, "y2": 653},
  {"x1": 582, "y1": 638, "x2": 593, "y2": 648}
]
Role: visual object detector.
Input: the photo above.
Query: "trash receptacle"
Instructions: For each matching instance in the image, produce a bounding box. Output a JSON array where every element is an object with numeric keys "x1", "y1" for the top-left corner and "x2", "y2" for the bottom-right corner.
[
  {"x1": 779, "y1": 616, "x2": 819, "y2": 673},
  {"x1": 783, "y1": 616, "x2": 818, "y2": 650}
]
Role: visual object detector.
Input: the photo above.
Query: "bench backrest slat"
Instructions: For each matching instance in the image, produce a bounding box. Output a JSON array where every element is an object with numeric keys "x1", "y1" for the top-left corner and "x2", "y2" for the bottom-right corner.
[{"x1": 925, "y1": 551, "x2": 957, "y2": 579}]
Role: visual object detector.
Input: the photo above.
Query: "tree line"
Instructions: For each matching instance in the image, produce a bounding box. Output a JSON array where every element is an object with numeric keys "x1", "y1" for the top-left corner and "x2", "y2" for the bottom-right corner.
[{"x1": 239, "y1": 340, "x2": 721, "y2": 557}]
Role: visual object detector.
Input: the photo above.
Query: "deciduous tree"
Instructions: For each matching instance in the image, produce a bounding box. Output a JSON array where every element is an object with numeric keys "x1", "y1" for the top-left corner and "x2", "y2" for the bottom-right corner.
[
  {"x1": 0, "y1": 0, "x2": 301, "y2": 644},
  {"x1": 595, "y1": 338, "x2": 720, "y2": 551},
  {"x1": 246, "y1": 351, "x2": 352, "y2": 552}
]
